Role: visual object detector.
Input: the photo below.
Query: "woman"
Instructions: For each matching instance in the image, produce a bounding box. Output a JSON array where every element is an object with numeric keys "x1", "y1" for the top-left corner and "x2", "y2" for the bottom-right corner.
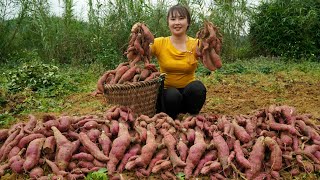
[{"x1": 151, "y1": 4, "x2": 207, "y2": 119}]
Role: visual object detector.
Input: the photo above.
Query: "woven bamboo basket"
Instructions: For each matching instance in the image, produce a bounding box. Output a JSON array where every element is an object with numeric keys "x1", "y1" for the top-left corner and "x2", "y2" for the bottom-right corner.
[{"x1": 104, "y1": 74, "x2": 165, "y2": 117}]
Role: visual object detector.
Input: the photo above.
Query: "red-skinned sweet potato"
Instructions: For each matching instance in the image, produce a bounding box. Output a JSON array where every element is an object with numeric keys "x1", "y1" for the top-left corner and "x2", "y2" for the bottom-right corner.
[
  {"x1": 118, "y1": 144, "x2": 141, "y2": 172},
  {"x1": 184, "y1": 130, "x2": 207, "y2": 178},
  {"x1": 159, "y1": 129, "x2": 186, "y2": 168},
  {"x1": 72, "y1": 152, "x2": 94, "y2": 162},
  {"x1": 138, "y1": 148, "x2": 168, "y2": 176},
  {"x1": 79, "y1": 132, "x2": 109, "y2": 162},
  {"x1": 0, "y1": 129, "x2": 9, "y2": 142},
  {"x1": 52, "y1": 126, "x2": 79, "y2": 170},
  {"x1": 43, "y1": 136, "x2": 56, "y2": 154},
  {"x1": 18, "y1": 133, "x2": 45, "y2": 149},
  {"x1": 234, "y1": 140, "x2": 251, "y2": 169},
  {"x1": 24, "y1": 114, "x2": 38, "y2": 134},
  {"x1": 29, "y1": 167, "x2": 44, "y2": 179},
  {"x1": 211, "y1": 132, "x2": 230, "y2": 170},
  {"x1": 98, "y1": 131, "x2": 112, "y2": 157},
  {"x1": 23, "y1": 138, "x2": 45, "y2": 171},
  {"x1": 245, "y1": 136, "x2": 265, "y2": 179},
  {"x1": 107, "y1": 122, "x2": 132, "y2": 175}
]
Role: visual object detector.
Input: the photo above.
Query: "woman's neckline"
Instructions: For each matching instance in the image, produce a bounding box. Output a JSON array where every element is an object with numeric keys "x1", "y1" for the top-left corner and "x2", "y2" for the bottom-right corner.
[{"x1": 169, "y1": 35, "x2": 189, "y2": 52}]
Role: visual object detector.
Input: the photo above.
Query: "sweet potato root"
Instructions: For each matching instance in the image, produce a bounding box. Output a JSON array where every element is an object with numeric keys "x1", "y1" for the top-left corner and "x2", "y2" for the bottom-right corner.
[
  {"x1": 79, "y1": 132, "x2": 109, "y2": 162},
  {"x1": 23, "y1": 138, "x2": 45, "y2": 171},
  {"x1": 107, "y1": 122, "x2": 132, "y2": 174}
]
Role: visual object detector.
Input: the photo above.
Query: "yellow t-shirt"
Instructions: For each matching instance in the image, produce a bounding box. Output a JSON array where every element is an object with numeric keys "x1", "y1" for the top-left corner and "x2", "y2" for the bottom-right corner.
[{"x1": 151, "y1": 36, "x2": 199, "y2": 88}]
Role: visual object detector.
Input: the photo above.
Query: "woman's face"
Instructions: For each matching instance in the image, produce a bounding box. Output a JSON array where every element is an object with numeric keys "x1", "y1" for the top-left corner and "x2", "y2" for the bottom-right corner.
[{"x1": 168, "y1": 11, "x2": 189, "y2": 37}]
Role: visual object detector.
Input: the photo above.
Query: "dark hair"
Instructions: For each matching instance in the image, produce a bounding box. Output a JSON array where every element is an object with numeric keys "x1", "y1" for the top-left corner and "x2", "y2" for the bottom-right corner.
[{"x1": 167, "y1": 4, "x2": 191, "y2": 30}]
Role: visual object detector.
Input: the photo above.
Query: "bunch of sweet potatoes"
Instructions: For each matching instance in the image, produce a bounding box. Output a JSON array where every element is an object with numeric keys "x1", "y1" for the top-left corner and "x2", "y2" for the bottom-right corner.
[
  {"x1": 125, "y1": 22, "x2": 154, "y2": 67},
  {"x1": 0, "y1": 104, "x2": 319, "y2": 180},
  {"x1": 196, "y1": 21, "x2": 223, "y2": 71}
]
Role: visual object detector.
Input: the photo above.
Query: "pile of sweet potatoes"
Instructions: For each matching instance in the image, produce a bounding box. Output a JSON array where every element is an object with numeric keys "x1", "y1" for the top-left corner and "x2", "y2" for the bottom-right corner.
[
  {"x1": 196, "y1": 21, "x2": 223, "y2": 71},
  {"x1": 0, "y1": 104, "x2": 319, "y2": 180},
  {"x1": 94, "y1": 62, "x2": 160, "y2": 95}
]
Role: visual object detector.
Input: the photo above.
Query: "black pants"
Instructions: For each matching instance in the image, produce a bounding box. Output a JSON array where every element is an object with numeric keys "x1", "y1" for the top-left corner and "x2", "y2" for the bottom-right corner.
[{"x1": 156, "y1": 80, "x2": 207, "y2": 119}]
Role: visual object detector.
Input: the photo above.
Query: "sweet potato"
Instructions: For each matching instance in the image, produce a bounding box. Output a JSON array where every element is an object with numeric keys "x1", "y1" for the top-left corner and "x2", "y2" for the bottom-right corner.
[
  {"x1": 72, "y1": 152, "x2": 94, "y2": 162},
  {"x1": 0, "y1": 127, "x2": 24, "y2": 162},
  {"x1": 159, "y1": 129, "x2": 186, "y2": 167},
  {"x1": 30, "y1": 167, "x2": 44, "y2": 179},
  {"x1": 280, "y1": 131, "x2": 293, "y2": 146},
  {"x1": 43, "y1": 136, "x2": 56, "y2": 154},
  {"x1": 57, "y1": 116, "x2": 72, "y2": 132},
  {"x1": 0, "y1": 163, "x2": 9, "y2": 176},
  {"x1": 79, "y1": 132, "x2": 109, "y2": 162},
  {"x1": 8, "y1": 146, "x2": 21, "y2": 159},
  {"x1": 300, "y1": 144, "x2": 320, "y2": 164},
  {"x1": 134, "y1": 33, "x2": 144, "y2": 55},
  {"x1": 264, "y1": 137, "x2": 282, "y2": 171},
  {"x1": 177, "y1": 139, "x2": 188, "y2": 162},
  {"x1": 78, "y1": 160, "x2": 95, "y2": 169},
  {"x1": 184, "y1": 130, "x2": 207, "y2": 179},
  {"x1": 193, "y1": 150, "x2": 218, "y2": 176},
  {"x1": 200, "y1": 160, "x2": 221, "y2": 175},
  {"x1": 93, "y1": 159, "x2": 106, "y2": 168},
  {"x1": 138, "y1": 148, "x2": 168, "y2": 176},
  {"x1": 144, "y1": 71, "x2": 161, "y2": 81},
  {"x1": 139, "y1": 68, "x2": 151, "y2": 81},
  {"x1": 52, "y1": 126, "x2": 79, "y2": 170},
  {"x1": 118, "y1": 144, "x2": 141, "y2": 172},
  {"x1": 86, "y1": 128, "x2": 101, "y2": 143},
  {"x1": 186, "y1": 128, "x2": 195, "y2": 144},
  {"x1": 211, "y1": 132, "x2": 230, "y2": 170},
  {"x1": 118, "y1": 65, "x2": 138, "y2": 84},
  {"x1": 133, "y1": 131, "x2": 158, "y2": 168},
  {"x1": 43, "y1": 119, "x2": 59, "y2": 130},
  {"x1": 98, "y1": 131, "x2": 112, "y2": 157},
  {"x1": 110, "y1": 120, "x2": 120, "y2": 137},
  {"x1": 45, "y1": 158, "x2": 68, "y2": 176},
  {"x1": 10, "y1": 155, "x2": 25, "y2": 173},
  {"x1": 245, "y1": 136, "x2": 265, "y2": 179},
  {"x1": 152, "y1": 159, "x2": 172, "y2": 173},
  {"x1": 234, "y1": 140, "x2": 251, "y2": 169},
  {"x1": 23, "y1": 138, "x2": 45, "y2": 171},
  {"x1": 107, "y1": 122, "x2": 132, "y2": 174},
  {"x1": 0, "y1": 129, "x2": 9, "y2": 142},
  {"x1": 96, "y1": 72, "x2": 109, "y2": 94},
  {"x1": 83, "y1": 120, "x2": 99, "y2": 130},
  {"x1": 24, "y1": 114, "x2": 38, "y2": 134},
  {"x1": 111, "y1": 65, "x2": 129, "y2": 84},
  {"x1": 18, "y1": 133, "x2": 45, "y2": 148},
  {"x1": 209, "y1": 48, "x2": 222, "y2": 69},
  {"x1": 232, "y1": 120, "x2": 251, "y2": 143},
  {"x1": 267, "y1": 113, "x2": 301, "y2": 136}
]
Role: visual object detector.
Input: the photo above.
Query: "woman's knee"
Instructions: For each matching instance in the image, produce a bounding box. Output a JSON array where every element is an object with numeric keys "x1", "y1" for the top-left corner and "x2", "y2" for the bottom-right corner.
[
  {"x1": 164, "y1": 87, "x2": 183, "y2": 104},
  {"x1": 184, "y1": 80, "x2": 206, "y2": 96}
]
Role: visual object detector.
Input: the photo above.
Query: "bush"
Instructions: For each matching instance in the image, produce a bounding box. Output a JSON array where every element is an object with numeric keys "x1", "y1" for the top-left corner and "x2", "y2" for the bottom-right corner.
[
  {"x1": 4, "y1": 61, "x2": 77, "y2": 96},
  {"x1": 249, "y1": 0, "x2": 320, "y2": 60}
]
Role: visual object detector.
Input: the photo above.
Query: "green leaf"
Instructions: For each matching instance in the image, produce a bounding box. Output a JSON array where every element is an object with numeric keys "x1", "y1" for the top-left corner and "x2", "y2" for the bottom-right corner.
[
  {"x1": 85, "y1": 168, "x2": 108, "y2": 180},
  {"x1": 176, "y1": 172, "x2": 185, "y2": 180}
]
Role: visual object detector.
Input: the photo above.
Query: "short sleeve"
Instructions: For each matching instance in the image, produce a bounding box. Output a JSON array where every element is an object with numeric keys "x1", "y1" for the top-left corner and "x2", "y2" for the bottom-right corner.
[{"x1": 151, "y1": 37, "x2": 164, "y2": 57}]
